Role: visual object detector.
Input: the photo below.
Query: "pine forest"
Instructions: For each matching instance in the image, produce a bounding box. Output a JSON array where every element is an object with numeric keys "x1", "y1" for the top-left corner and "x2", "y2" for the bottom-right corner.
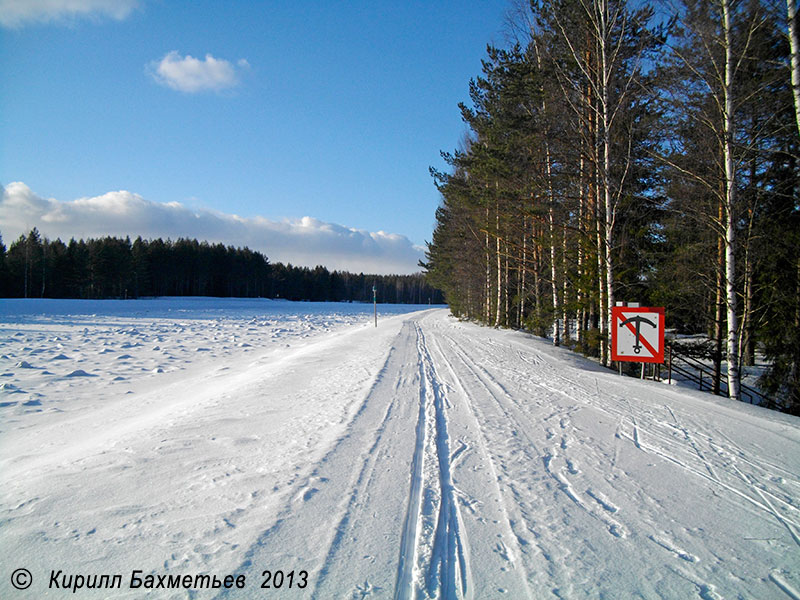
[
  {"x1": 423, "y1": 0, "x2": 800, "y2": 410},
  {"x1": 0, "y1": 231, "x2": 442, "y2": 306}
]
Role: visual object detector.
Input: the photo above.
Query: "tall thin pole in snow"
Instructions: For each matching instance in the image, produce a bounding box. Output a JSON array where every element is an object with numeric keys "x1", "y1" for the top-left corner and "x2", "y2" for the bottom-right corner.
[{"x1": 373, "y1": 283, "x2": 377, "y2": 327}]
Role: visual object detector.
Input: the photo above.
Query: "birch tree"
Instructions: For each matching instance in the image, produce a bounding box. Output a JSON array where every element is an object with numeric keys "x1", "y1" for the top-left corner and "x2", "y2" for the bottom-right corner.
[
  {"x1": 660, "y1": 0, "x2": 776, "y2": 400},
  {"x1": 787, "y1": 0, "x2": 800, "y2": 135},
  {"x1": 536, "y1": 0, "x2": 663, "y2": 364}
]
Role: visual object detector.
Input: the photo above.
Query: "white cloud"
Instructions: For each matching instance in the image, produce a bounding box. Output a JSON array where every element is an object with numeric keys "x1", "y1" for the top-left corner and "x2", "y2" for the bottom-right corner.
[
  {"x1": 0, "y1": 0, "x2": 137, "y2": 28},
  {"x1": 149, "y1": 51, "x2": 247, "y2": 93},
  {"x1": 0, "y1": 182, "x2": 424, "y2": 275}
]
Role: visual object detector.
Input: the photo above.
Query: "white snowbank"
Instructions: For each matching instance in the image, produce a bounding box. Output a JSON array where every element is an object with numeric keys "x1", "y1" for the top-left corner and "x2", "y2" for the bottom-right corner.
[{"x1": 0, "y1": 300, "x2": 797, "y2": 598}]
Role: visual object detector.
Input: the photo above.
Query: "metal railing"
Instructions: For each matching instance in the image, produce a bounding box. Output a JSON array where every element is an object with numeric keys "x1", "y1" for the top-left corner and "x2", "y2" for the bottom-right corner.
[{"x1": 665, "y1": 343, "x2": 769, "y2": 405}]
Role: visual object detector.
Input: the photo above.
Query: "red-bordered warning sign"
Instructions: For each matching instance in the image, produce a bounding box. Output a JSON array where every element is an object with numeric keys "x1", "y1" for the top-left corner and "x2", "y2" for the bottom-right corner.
[{"x1": 611, "y1": 306, "x2": 665, "y2": 363}]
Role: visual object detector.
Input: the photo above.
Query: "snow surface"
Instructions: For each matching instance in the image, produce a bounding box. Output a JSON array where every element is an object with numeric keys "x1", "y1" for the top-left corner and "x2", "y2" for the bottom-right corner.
[{"x1": 1, "y1": 298, "x2": 798, "y2": 599}]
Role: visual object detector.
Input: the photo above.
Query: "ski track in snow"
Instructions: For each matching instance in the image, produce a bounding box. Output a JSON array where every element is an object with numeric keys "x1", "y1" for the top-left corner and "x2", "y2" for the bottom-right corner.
[
  {"x1": 410, "y1": 323, "x2": 470, "y2": 600},
  {"x1": 1, "y1": 301, "x2": 799, "y2": 599}
]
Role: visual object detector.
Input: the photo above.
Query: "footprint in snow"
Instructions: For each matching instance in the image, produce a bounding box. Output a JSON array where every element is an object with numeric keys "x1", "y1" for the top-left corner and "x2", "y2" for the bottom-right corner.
[
  {"x1": 609, "y1": 524, "x2": 626, "y2": 538},
  {"x1": 354, "y1": 579, "x2": 382, "y2": 598},
  {"x1": 301, "y1": 487, "x2": 319, "y2": 502}
]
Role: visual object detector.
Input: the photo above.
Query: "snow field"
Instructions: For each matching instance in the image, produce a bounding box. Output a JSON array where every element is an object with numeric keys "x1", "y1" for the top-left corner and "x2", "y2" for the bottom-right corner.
[
  {"x1": 422, "y1": 315, "x2": 800, "y2": 599},
  {"x1": 0, "y1": 299, "x2": 427, "y2": 597},
  {"x1": 1, "y1": 299, "x2": 799, "y2": 599}
]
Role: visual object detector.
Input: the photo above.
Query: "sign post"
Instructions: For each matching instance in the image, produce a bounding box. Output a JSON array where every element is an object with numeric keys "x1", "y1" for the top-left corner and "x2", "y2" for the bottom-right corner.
[
  {"x1": 373, "y1": 284, "x2": 377, "y2": 327},
  {"x1": 611, "y1": 305, "x2": 665, "y2": 364}
]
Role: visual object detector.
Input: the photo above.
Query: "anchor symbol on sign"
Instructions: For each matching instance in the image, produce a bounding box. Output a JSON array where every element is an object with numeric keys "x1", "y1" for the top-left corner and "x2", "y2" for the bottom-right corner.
[{"x1": 619, "y1": 315, "x2": 657, "y2": 354}]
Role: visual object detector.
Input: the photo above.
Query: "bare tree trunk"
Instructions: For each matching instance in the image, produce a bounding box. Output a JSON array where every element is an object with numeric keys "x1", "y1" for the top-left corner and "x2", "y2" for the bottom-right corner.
[
  {"x1": 516, "y1": 258, "x2": 522, "y2": 328},
  {"x1": 587, "y1": 24, "x2": 607, "y2": 365},
  {"x1": 742, "y1": 158, "x2": 757, "y2": 367},
  {"x1": 504, "y1": 251, "x2": 510, "y2": 328},
  {"x1": 520, "y1": 215, "x2": 528, "y2": 327},
  {"x1": 713, "y1": 203, "x2": 724, "y2": 396},
  {"x1": 788, "y1": 0, "x2": 800, "y2": 136},
  {"x1": 595, "y1": 122, "x2": 606, "y2": 364},
  {"x1": 603, "y1": 171, "x2": 615, "y2": 366},
  {"x1": 495, "y1": 201, "x2": 503, "y2": 328},
  {"x1": 723, "y1": 0, "x2": 741, "y2": 401},
  {"x1": 549, "y1": 205, "x2": 560, "y2": 345},
  {"x1": 537, "y1": 26, "x2": 560, "y2": 345},
  {"x1": 742, "y1": 246, "x2": 754, "y2": 366},
  {"x1": 577, "y1": 149, "x2": 586, "y2": 348},
  {"x1": 562, "y1": 224, "x2": 570, "y2": 343},
  {"x1": 534, "y1": 232, "x2": 542, "y2": 335},
  {"x1": 796, "y1": 257, "x2": 800, "y2": 329},
  {"x1": 599, "y1": 0, "x2": 616, "y2": 366},
  {"x1": 793, "y1": 258, "x2": 800, "y2": 402},
  {"x1": 547, "y1": 146, "x2": 561, "y2": 345},
  {"x1": 485, "y1": 205, "x2": 491, "y2": 323}
]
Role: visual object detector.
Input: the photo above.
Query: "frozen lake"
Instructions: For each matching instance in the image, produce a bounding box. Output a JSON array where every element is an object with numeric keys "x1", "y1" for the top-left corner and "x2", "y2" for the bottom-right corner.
[
  {"x1": 0, "y1": 296, "x2": 438, "y2": 321},
  {"x1": 0, "y1": 297, "x2": 436, "y2": 411}
]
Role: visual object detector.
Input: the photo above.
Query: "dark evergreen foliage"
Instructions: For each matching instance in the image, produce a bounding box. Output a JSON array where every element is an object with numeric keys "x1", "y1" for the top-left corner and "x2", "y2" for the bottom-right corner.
[
  {"x1": 0, "y1": 233, "x2": 442, "y2": 305},
  {"x1": 424, "y1": 0, "x2": 800, "y2": 411}
]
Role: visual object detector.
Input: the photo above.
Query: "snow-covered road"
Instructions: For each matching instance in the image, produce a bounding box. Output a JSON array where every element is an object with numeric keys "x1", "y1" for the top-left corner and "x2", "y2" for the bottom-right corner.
[{"x1": 2, "y1": 303, "x2": 799, "y2": 598}]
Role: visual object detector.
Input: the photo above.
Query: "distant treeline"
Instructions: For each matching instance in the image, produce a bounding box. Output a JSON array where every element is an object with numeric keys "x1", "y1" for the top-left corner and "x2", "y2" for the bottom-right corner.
[{"x1": 0, "y1": 229, "x2": 443, "y2": 304}]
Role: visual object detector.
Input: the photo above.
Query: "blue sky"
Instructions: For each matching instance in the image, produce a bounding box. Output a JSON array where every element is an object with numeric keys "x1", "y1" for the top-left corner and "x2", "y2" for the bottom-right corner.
[{"x1": 0, "y1": 0, "x2": 510, "y2": 273}]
